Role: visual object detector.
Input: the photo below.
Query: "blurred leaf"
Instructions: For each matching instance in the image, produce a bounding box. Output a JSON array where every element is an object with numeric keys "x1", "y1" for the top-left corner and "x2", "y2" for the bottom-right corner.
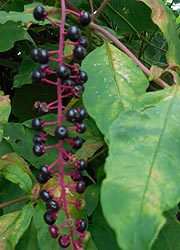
[
  {"x1": 12, "y1": 83, "x2": 57, "y2": 121},
  {"x1": 140, "y1": 0, "x2": 180, "y2": 66},
  {"x1": 82, "y1": 43, "x2": 148, "y2": 137},
  {"x1": 88, "y1": 203, "x2": 121, "y2": 250},
  {"x1": 101, "y1": 86, "x2": 180, "y2": 250},
  {"x1": 0, "y1": 203, "x2": 34, "y2": 250},
  {"x1": 0, "y1": 153, "x2": 32, "y2": 193},
  {"x1": 152, "y1": 217, "x2": 180, "y2": 250},
  {"x1": 84, "y1": 184, "x2": 100, "y2": 216},
  {"x1": 0, "y1": 21, "x2": 34, "y2": 52}
]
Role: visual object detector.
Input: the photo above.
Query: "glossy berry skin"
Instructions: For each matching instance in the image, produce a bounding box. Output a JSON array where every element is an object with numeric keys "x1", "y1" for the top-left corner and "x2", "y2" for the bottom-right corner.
[
  {"x1": 44, "y1": 212, "x2": 56, "y2": 225},
  {"x1": 39, "y1": 165, "x2": 51, "y2": 178},
  {"x1": 30, "y1": 48, "x2": 39, "y2": 62},
  {"x1": 76, "y1": 180, "x2": 86, "y2": 194},
  {"x1": 73, "y1": 46, "x2": 87, "y2": 60},
  {"x1": 55, "y1": 126, "x2": 68, "y2": 140},
  {"x1": 79, "y1": 36, "x2": 89, "y2": 48},
  {"x1": 33, "y1": 144, "x2": 45, "y2": 156},
  {"x1": 40, "y1": 190, "x2": 52, "y2": 202},
  {"x1": 67, "y1": 26, "x2": 81, "y2": 42},
  {"x1": 32, "y1": 118, "x2": 43, "y2": 130},
  {"x1": 76, "y1": 218, "x2": 87, "y2": 233},
  {"x1": 46, "y1": 199, "x2": 59, "y2": 213},
  {"x1": 33, "y1": 134, "x2": 45, "y2": 144},
  {"x1": 33, "y1": 6, "x2": 46, "y2": 21},
  {"x1": 37, "y1": 49, "x2": 49, "y2": 64},
  {"x1": 49, "y1": 225, "x2": 59, "y2": 238},
  {"x1": 36, "y1": 172, "x2": 49, "y2": 184},
  {"x1": 79, "y1": 71, "x2": 88, "y2": 84},
  {"x1": 76, "y1": 123, "x2": 86, "y2": 133},
  {"x1": 31, "y1": 70, "x2": 43, "y2": 83},
  {"x1": 56, "y1": 65, "x2": 71, "y2": 79},
  {"x1": 78, "y1": 108, "x2": 87, "y2": 121},
  {"x1": 58, "y1": 235, "x2": 70, "y2": 248},
  {"x1": 71, "y1": 137, "x2": 84, "y2": 150},
  {"x1": 79, "y1": 11, "x2": 91, "y2": 26},
  {"x1": 66, "y1": 108, "x2": 80, "y2": 123},
  {"x1": 77, "y1": 159, "x2": 87, "y2": 171}
]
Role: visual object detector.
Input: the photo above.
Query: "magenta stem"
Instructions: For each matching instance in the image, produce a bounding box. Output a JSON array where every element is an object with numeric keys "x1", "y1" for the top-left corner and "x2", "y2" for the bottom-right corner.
[
  {"x1": 42, "y1": 78, "x2": 57, "y2": 85},
  {"x1": 66, "y1": 9, "x2": 80, "y2": 17},
  {"x1": 45, "y1": 16, "x2": 61, "y2": 28}
]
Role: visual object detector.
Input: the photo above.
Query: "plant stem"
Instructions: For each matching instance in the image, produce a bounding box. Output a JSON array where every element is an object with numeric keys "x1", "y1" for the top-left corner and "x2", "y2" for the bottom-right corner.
[
  {"x1": 0, "y1": 195, "x2": 28, "y2": 209},
  {"x1": 92, "y1": 0, "x2": 110, "y2": 21},
  {"x1": 90, "y1": 22, "x2": 169, "y2": 88}
]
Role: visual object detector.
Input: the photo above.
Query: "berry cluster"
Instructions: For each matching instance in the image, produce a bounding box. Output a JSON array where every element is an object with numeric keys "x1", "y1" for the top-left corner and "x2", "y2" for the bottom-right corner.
[{"x1": 31, "y1": 2, "x2": 91, "y2": 249}]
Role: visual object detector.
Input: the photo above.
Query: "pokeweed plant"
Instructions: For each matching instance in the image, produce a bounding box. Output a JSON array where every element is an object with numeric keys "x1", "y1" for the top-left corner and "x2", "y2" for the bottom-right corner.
[{"x1": 0, "y1": 1, "x2": 180, "y2": 250}]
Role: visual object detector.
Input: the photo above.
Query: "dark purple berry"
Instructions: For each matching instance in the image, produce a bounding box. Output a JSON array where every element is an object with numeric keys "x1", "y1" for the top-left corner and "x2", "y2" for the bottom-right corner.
[
  {"x1": 46, "y1": 199, "x2": 59, "y2": 213},
  {"x1": 33, "y1": 6, "x2": 46, "y2": 21},
  {"x1": 73, "y1": 85, "x2": 84, "y2": 98},
  {"x1": 71, "y1": 137, "x2": 84, "y2": 150},
  {"x1": 55, "y1": 126, "x2": 68, "y2": 140},
  {"x1": 78, "y1": 108, "x2": 87, "y2": 121},
  {"x1": 36, "y1": 172, "x2": 48, "y2": 184},
  {"x1": 58, "y1": 235, "x2": 70, "y2": 248},
  {"x1": 66, "y1": 108, "x2": 80, "y2": 123},
  {"x1": 32, "y1": 117, "x2": 44, "y2": 130},
  {"x1": 30, "y1": 48, "x2": 39, "y2": 62},
  {"x1": 44, "y1": 212, "x2": 56, "y2": 225},
  {"x1": 71, "y1": 170, "x2": 83, "y2": 182},
  {"x1": 31, "y1": 70, "x2": 43, "y2": 83},
  {"x1": 79, "y1": 71, "x2": 88, "y2": 84},
  {"x1": 77, "y1": 159, "x2": 87, "y2": 171},
  {"x1": 79, "y1": 36, "x2": 89, "y2": 48},
  {"x1": 76, "y1": 123, "x2": 86, "y2": 133},
  {"x1": 39, "y1": 165, "x2": 51, "y2": 178},
  {"x1": 40, "y1": 190, "x2": 52, "y2": 202},
  {"x1": 76, "y1": 180, "x2": 86, "y2": 194},
  {"x1": 73, "y1": 46, "x2": 87, "y2": 60},
  {"x1": 49, "y1": 225, "x2": 59, "y2": 238},
  {"x1": 33, "y1": 134, "x2": 45, "y2": 144},
  {"x1": 67, "y1": 26, "x2": 81, "y2": 42},
  {"x1": 33, "y1": 144, "x2": 45, "y2": 156},
  {"x1": 76, "y1": 218, "x2": 87, "y2": 233},
  {"x1": 56, "y1": 65, "x2": 71, "y2": 79},
  {"x1": 37, "y1": 49, "x2": 49, "y2": 64},
  {"x1": 79, "y1": 11, "x2": 91, "y2": 26}
]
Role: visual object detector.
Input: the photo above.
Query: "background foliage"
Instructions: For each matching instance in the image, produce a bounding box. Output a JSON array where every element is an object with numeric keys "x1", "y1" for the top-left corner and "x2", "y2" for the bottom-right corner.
[{"x1": 0, "y1": 0, "x2": 180, "y2": 250}]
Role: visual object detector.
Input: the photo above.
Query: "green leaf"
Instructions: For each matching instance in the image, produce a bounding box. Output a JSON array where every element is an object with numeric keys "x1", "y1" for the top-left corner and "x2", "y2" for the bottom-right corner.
[
  {"x1": 152, "y1": 217, "x2": 180, "y2": 250},
  {"x1": 84, "y1": 184, "x2": 100, "y2": 216},
  {"x1": 101, "y1": 86, "x2": 180, "y2": 250},
  {"x1": 0, "y1": 92, "x2": 11, "y2": 144},
  {"x1": 0, "y1": 203, "x2": 34, "y2": 250},
  {"x1": 0, "y1": 21, "x2": 34, "y2": 52},
  {"x1": 82, "y1": 43, "x2": 148, "y2": 137},
  {"x1": 89, "y1": 203, "x2": 121, "y2": 250},
  {"x1": 0, "y1": 153, "x2": 32, "y2": 193},
  {"x1": 95, "y1": 0, "x2": 155, "y2": 33},
  {"x1": 140, "y1": 0, "x2": 180, "y2": 66}
]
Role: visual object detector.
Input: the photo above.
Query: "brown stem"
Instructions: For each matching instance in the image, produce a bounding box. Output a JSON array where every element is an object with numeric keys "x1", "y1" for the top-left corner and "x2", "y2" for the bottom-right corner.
[
  {"x1": 0, "y1": 195, "x2": 29, "y2": 209},
  {"x1": 92, "y1": 0, "x2": 110, "y2": 21},
  {"x1": 90, "y1": 22, "x2": 169, "y2": 88}
]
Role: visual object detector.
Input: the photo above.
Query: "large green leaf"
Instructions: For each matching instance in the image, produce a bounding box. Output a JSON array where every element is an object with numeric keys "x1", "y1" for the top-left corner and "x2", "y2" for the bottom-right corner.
[
  {"x1": 0, "y1": 203, "x2": 34, "y2": 250},
  {"x1": 101, "y1": 86, "x2": 180, "y2": 250},
  {"x1": 140, "y1": 0, "x2": 180, "y2": 66},
  {"x1": 0, "y1": 153, "x2": 32, "y2": 193},
  {"x1": 82, "y1": 43, "x2": 148, "y2": 137},
  {"x1": 0, "y1": 21, "x2": 34, "y2": 52},
  {"x1": 95, "y1": 0, "x2": 155, "y2": 33}
]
